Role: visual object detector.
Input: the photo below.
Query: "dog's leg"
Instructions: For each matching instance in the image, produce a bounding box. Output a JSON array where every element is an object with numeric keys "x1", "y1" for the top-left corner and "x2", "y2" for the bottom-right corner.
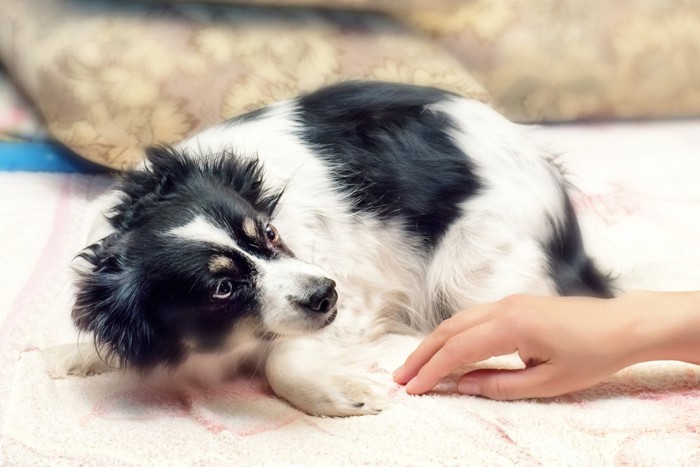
[
  {"x1": 266, "y1": 333, "x2": 420, "y2": 417},
  {"x1": 43, "y1": 342, "x2": 116, "y2": 378},
  {"x1": 265, "y1": 336, "x2": 388, "y2": 417}
]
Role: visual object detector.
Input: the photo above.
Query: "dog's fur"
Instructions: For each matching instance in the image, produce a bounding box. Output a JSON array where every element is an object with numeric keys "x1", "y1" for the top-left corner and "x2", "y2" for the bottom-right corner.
[{"x1": 54, "y1": 82, "x2": 611, "y2": 416}]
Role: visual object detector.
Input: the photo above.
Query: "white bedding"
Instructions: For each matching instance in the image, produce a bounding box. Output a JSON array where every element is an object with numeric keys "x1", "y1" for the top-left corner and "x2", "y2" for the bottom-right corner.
[{"x1": 1, "y1": 120, "x2": 699, "y2": 465}]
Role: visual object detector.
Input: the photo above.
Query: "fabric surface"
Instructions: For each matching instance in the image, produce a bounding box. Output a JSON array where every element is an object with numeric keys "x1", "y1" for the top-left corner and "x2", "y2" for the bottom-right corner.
[
  {"x1": 1, "y1": 121, "x2": 699, "y2": 464},
  {"x1": 0, "y1": 0, "x2": 486, "y2": 170},
  {"x1": 3, "y1": 1, "x2": 700, "y2": 169},
  {"x1": 403, "y1": 0, "x2": 700, "y2": 122},
  {"x1": 152, "y1": 0, "x2": 464, "y2": 9},
  {"x1": 0, "y1": 69, "x2": 46, "y2": 142}
]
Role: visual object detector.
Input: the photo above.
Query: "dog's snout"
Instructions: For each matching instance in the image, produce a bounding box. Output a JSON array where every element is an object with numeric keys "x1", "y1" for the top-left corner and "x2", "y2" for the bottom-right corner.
[{"x1": 303, "y1": 278, "x2": 337, "y2": 313}]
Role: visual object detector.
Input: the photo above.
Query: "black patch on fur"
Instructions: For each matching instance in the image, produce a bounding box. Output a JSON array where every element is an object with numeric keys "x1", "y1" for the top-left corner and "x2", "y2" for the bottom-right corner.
[
  {"x1": 296, "y1": 81, "x2": 482, "y2": 247},
  {"x1": 72, "y1": 146, "x2": 285, "y2": 369},
  {"x1": 109, "y1": 146, "x2": 283, "y2": 233},
  {"x1": 546, "y1": 195, "x2": 613, "y2": 298}
]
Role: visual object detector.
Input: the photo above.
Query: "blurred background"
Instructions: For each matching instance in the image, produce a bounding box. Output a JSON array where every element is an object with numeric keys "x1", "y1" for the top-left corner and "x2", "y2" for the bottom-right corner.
[{"x1": 1, "y1": 0, "x2": 699, "y2": 170}]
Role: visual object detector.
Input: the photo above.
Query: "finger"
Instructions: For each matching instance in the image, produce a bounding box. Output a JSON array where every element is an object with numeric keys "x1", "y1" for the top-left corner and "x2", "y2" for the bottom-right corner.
[
  {"x1": 404, "y1": 322, "x2": 517, "y2": 394},
  {"x1": 393, "y1": 304, "x2": 495, "y2": 384},
  {"x1": 457, "y1": 366, "x2": 562, "y2": 400}
]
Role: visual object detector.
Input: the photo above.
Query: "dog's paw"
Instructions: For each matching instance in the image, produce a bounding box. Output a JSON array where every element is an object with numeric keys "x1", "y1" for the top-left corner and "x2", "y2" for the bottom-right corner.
[
  {"x1": 275, "y1": 374, "x2": 389, "y2": 417},
  {"x1": 330, "y1": 377, "x2": 389, "y2": 416},
  {"x1": 42, "y1": 343, "x2": 114, "y2": 378}
]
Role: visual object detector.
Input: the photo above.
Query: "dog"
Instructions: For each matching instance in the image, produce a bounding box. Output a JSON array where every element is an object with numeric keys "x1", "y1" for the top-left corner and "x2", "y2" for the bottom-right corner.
[{"x1": 53, "y1": 81, "x2": 611, "y2": 416}]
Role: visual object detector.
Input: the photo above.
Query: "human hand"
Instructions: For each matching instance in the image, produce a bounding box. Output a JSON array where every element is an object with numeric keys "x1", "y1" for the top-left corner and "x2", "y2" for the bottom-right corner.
[{"x1": 393, "y1": 292, "x2": 696, "y2": 400}]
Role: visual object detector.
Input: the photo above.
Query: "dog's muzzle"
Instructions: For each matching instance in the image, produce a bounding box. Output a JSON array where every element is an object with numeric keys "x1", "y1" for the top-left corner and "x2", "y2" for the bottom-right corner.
[{"x1": 298, "y1": 277, "x2": 337, "y2": 314}]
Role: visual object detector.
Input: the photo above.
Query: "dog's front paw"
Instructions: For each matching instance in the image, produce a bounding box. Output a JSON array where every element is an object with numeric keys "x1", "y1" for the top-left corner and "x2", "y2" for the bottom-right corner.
[
  {"x1": 271, "y1": 373, "x2": 389, "y2": 417},
  {"x1": 43, "y1": 343, "x2": 115, "y2": 378},
  {"x1": 315, "y1": 375, "x2": 389, "y2": 417}
]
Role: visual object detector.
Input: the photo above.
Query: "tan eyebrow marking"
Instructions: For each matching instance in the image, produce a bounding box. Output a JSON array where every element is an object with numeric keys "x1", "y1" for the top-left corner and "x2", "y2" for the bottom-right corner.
[
  {"x1": 242, "y1": 217, "x2": 258, "y2": 239},
  {"x1": 208, "y1": 255, "x2": 234, "y2": 273}
]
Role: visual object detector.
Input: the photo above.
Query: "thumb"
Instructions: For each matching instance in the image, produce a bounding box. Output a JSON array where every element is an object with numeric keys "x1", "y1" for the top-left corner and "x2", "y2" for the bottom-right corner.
[{"x1": 457, "y1": 366, "x2": 559, "y2": 400}]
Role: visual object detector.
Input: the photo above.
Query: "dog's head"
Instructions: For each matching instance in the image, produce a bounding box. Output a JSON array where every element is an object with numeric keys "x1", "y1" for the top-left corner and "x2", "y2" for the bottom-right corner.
[{"x1": 73, "y1": 146, "x2": 337, "y2": 369}]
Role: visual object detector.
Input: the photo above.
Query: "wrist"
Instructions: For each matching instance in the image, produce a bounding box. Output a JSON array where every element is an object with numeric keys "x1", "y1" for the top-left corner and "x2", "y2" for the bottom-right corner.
[{"x1": 621, "y1": 291, "x2": 700, "y2": 366}]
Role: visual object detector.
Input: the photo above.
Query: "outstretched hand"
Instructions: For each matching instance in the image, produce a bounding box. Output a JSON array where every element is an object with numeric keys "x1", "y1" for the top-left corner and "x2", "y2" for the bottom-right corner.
[{"x1": 393, "y1": 292, "x2": 700, "y2": 400}]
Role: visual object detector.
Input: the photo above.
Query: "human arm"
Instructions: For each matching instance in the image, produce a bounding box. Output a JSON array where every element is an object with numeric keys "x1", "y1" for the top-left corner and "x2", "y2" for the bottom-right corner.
[{"x1": 393, "y1": 291, "x2": 700, "y2": 400}]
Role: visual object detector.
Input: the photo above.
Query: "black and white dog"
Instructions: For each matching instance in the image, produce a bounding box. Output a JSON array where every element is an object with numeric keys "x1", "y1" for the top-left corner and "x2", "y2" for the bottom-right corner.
[{"x1": 55, "y1": 82, "x2": 611, "y2": 416}]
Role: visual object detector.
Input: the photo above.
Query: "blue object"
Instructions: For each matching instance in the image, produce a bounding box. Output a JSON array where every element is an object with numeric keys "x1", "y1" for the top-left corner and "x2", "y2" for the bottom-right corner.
[{"x1": 0, "y1": 141, "x2": 110, "y2": 173}]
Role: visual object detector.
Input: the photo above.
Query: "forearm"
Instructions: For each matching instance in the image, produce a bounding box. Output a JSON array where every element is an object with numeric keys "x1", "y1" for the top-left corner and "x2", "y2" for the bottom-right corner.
[{"x1": 622, "y1": 291, "x2": 700, "y2": 366}]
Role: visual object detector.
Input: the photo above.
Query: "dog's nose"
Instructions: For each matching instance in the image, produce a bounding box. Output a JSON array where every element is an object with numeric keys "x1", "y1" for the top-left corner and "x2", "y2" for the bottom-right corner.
[{"x1": 303, "y1": 278, "x2": 337, "y2": 313}]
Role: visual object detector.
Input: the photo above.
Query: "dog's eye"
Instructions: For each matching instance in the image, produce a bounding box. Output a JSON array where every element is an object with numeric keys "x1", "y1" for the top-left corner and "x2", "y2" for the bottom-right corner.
[
  {"x1": 265, "y1": 223, "x2": 280, "y2": 244},
  {"x1": 213, "y1": 279, "x2": 234, "y2": 300}
]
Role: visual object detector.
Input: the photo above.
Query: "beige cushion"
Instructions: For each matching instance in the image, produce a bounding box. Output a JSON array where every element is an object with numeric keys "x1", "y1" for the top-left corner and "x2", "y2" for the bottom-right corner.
[
  {"x1": 0, "y1": 0, "x2": 486, "y2": 169},
  {"x1": 402, "y1": 0, "x2": 700, "y2": 122},
  {"x1": 3, "y1": 0, "x2": 699, "y2": 169}
]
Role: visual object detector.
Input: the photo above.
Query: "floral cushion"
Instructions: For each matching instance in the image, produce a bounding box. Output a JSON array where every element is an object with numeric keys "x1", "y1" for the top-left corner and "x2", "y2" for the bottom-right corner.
[
  {"x1": 402, "y1": 0, "x2": 700, "y2": 122},
  {"x1": 2, "y1": 0, "x2": 699, "y2": 169},
  {"x1": 0, "y1": 0, "x2": 485, "y2": 169}
]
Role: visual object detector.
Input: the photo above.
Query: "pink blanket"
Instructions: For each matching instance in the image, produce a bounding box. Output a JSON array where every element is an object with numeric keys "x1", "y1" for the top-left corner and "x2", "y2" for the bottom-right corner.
[{"x1": 1, "y1": 121, "x2": 699, "y2": 464}]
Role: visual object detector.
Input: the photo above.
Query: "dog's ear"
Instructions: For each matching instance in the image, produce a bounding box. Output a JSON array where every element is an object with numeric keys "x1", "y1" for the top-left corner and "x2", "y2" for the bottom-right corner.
[
  {"x1": 142, "y1": 145, "x2": 192, "y2": 188},
  {"x1": 109, "y1": 146, "x2": 192, "y2": 232},
  {"x1": 72, "y1": 232, "x2": 160, "y2": 368}
]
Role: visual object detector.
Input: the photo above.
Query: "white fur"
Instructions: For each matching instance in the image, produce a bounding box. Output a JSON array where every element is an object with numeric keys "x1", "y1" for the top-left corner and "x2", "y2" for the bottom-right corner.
[
  {"x1": 54, "y1": 94, "x2": 573, "y2": 416},
  {"x1": 184, "y1": 97, "x2": 563, "y2": 415},
  {"x1": 257, "y1": 256, "x2": 338, "y2": 335},
  {"x1": 424, "y1": 99, "x2": 562, "y2": 311},
  {"x1": 170, "y1": 216, "x2": 238, "y2": 249}
]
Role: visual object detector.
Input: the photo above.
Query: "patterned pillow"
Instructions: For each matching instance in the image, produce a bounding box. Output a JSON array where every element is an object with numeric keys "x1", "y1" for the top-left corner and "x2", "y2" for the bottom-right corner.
[
  {"x1": 402, "y1": 0, "x2": 700, "y2": 122},
  {"x1": 0, "y1": 0, "x2": 486, "y2": 169},
  {"x1": 4, "y1": 0, "x2": 697, "y2": 169},
  {"x1": 155, "y1": 0, "x2": 462, "y2": 9}
]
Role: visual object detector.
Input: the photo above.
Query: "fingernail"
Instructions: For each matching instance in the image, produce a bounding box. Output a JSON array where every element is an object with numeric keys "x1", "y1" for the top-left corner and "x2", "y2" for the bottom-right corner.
[{"x1": 458, "y1": 379, "x2": 481, "y2": 395}]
